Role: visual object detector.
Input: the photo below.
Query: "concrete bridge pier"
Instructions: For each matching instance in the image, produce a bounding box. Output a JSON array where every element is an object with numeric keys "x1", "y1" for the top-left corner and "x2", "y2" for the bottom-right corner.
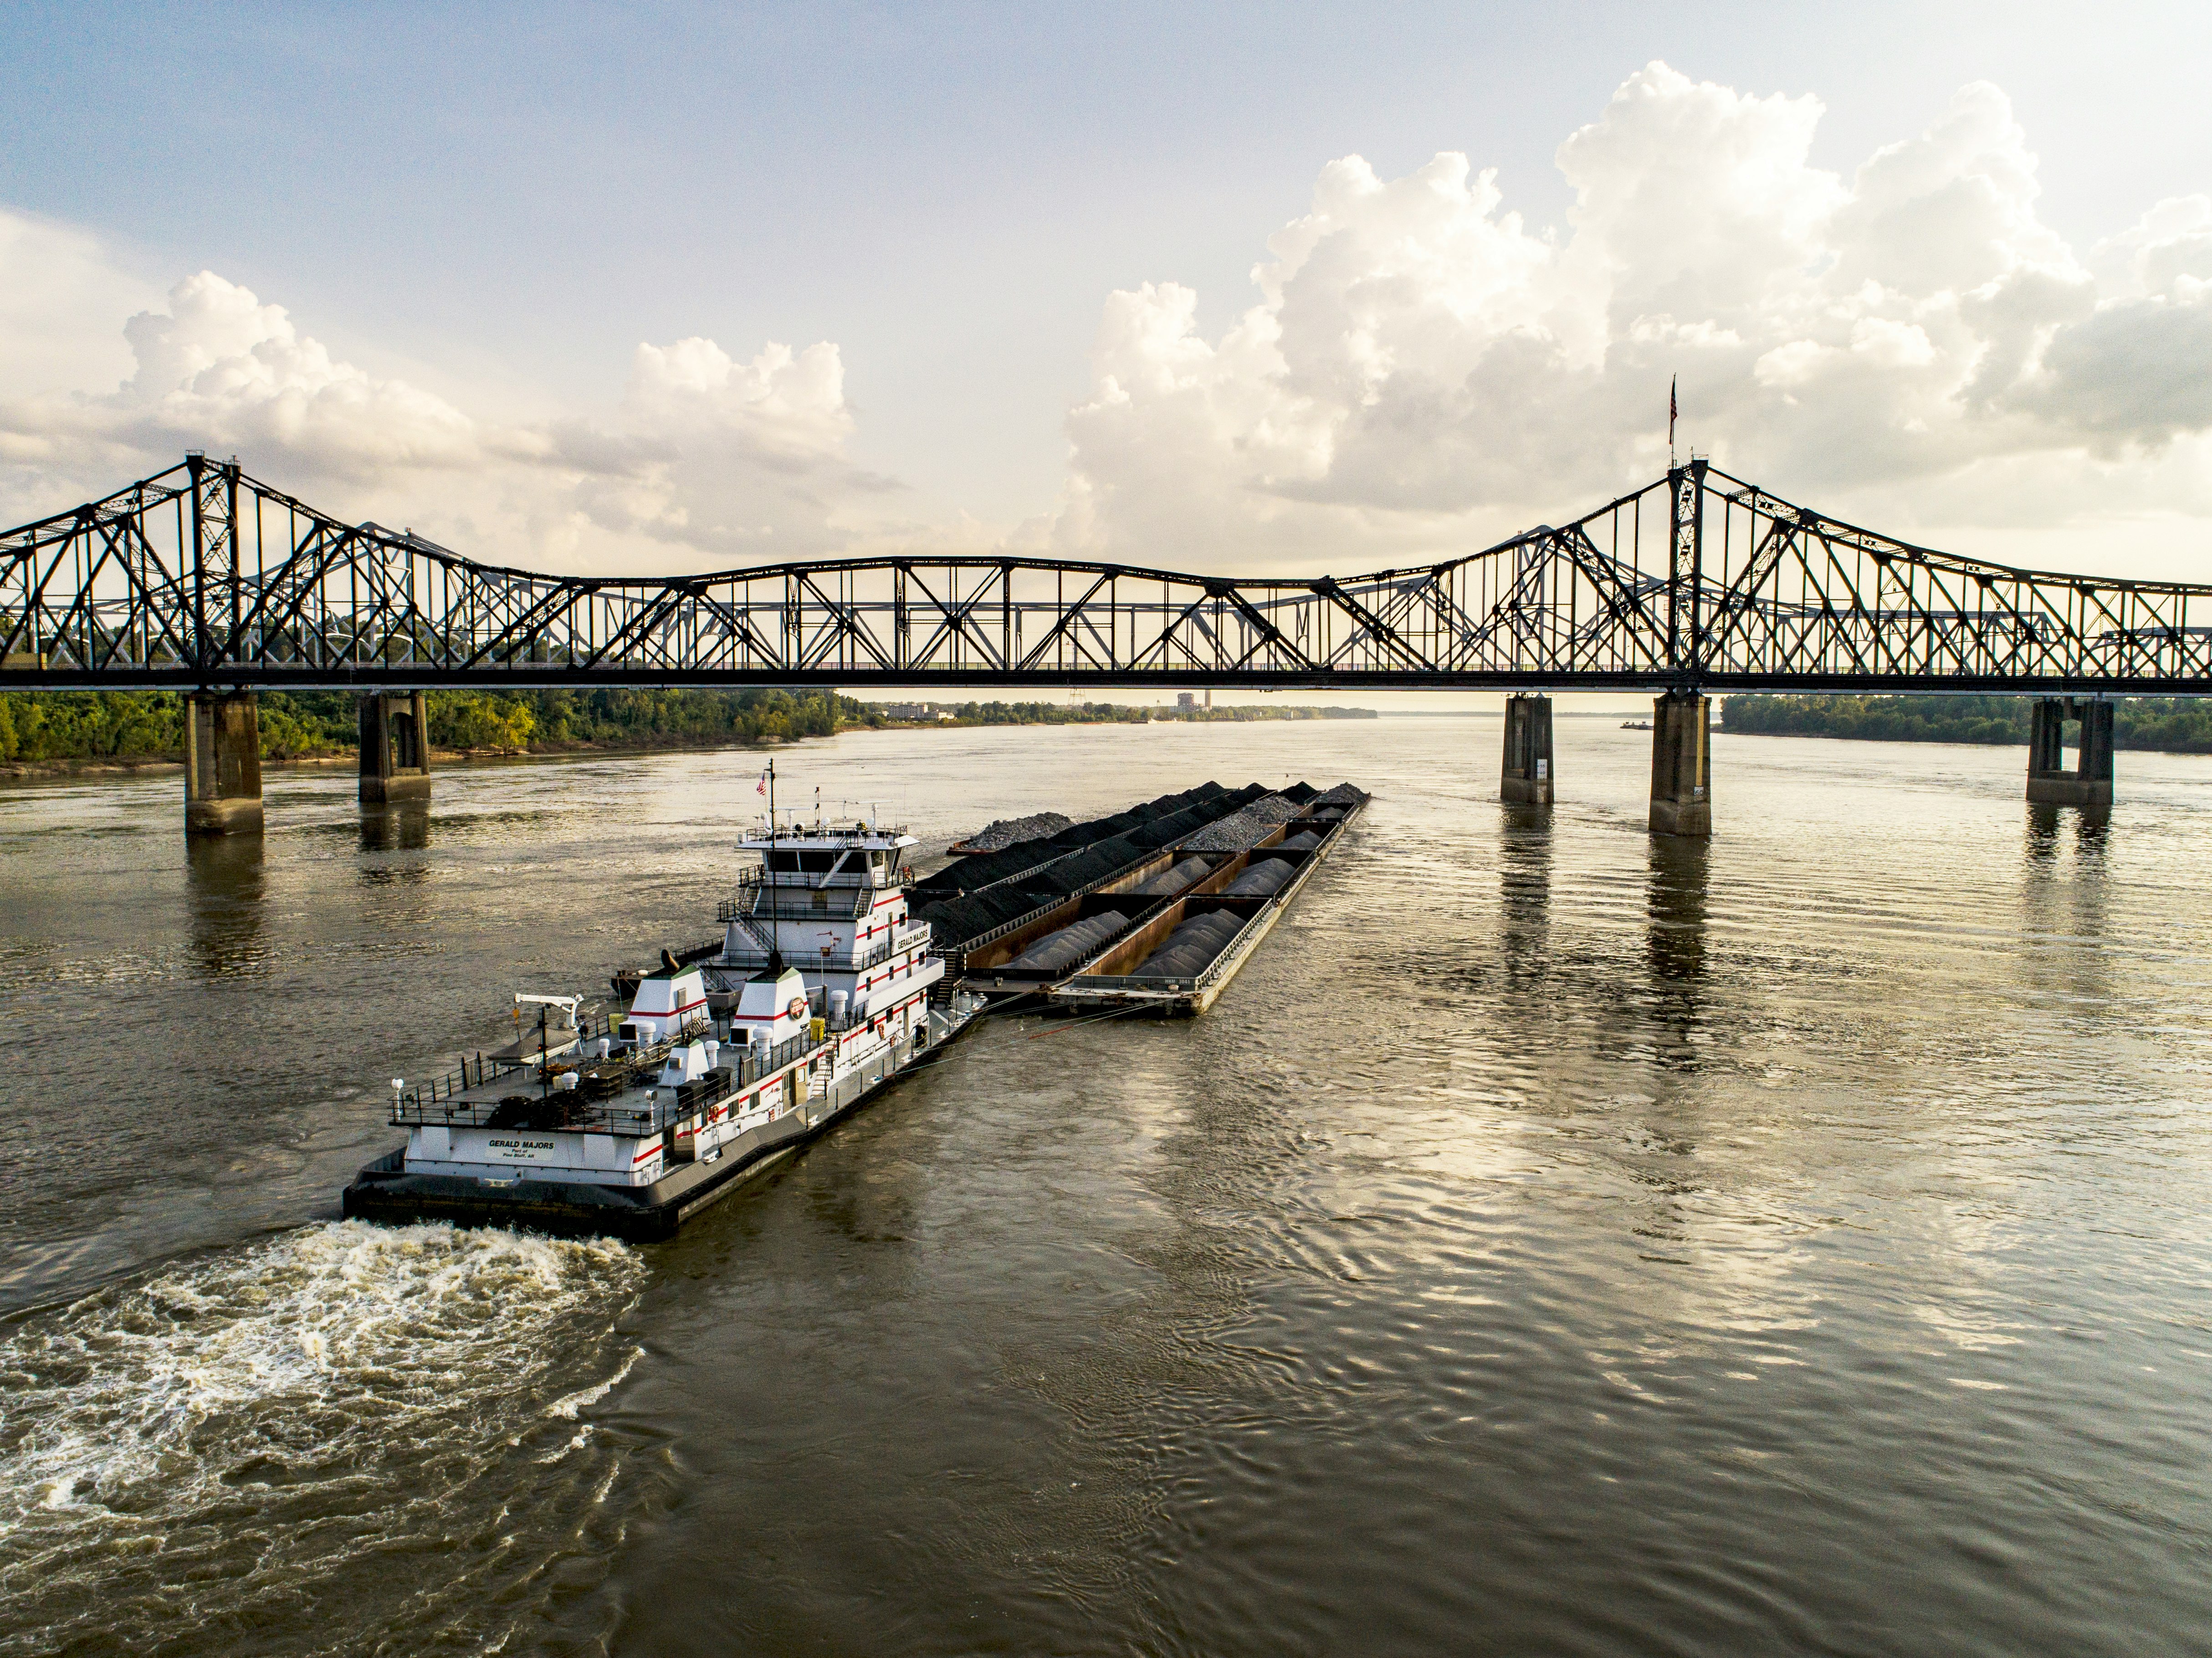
[
  {"x1": 184, "y1": 691, "x2": 264, "y2": 835},
  {"x1": 2026, "y1": 698, "x2": 2114, "y2": 808},
  {"x1": 360, "y1": 691, "x2": 432, "y2": 803},
  {"x1": 1649, "y1": 691, "x2": 1712, "y2": 838},
  {"x1": 1500, "y1": 694, "x2": 1555, "y2": 804}
]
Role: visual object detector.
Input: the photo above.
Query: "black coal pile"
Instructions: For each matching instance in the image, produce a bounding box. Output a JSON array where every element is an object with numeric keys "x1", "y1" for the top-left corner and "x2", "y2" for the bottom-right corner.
[
  {"x1": 1222, "y1": 858, "x2": 1295, "y2": 897},
  {"x1": 1131, "y1": 856, "x2": 1213, "y2": 896}
]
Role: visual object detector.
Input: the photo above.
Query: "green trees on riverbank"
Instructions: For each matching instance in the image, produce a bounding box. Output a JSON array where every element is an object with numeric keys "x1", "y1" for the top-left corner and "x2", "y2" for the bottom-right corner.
[
  {"x1": 0, "y1": 687, "x2": 1206, "y2": 765},
  {"x1": 0, "y1": 687, "x2": 850, "y2": 765},
  {"x1": 1721, "y1": 694, "x2": 2212, "y2": 754}
]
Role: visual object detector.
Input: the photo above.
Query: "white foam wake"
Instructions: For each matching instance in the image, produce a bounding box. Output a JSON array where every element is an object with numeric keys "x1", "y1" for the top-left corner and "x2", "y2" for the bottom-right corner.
[{"x1": 0, "y1": 1220, "x2": 645, "y2": 1651}]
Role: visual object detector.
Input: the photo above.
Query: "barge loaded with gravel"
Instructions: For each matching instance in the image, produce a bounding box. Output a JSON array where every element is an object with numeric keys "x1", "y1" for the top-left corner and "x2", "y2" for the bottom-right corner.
[{"x1": 917, "y1": 780, "x2": 1366, "y2": 1016}]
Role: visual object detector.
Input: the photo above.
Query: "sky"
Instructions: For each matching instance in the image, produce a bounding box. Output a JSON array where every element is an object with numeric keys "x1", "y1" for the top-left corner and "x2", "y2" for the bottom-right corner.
[{"x1": 5, "y1": 0, "x2": 2212, "y2": 610}]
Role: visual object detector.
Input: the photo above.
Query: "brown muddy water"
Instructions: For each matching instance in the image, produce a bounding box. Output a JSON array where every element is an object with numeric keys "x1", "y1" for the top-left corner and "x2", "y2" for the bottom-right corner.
[{"x1": 1, "y1": 716, "x2": 2209, "y2": 1656}]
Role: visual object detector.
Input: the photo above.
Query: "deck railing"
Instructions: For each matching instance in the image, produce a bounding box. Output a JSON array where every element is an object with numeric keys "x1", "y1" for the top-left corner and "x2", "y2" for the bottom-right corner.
[{"x1": 390, "y1": 1025, "x2": 819, "y2": 1133}]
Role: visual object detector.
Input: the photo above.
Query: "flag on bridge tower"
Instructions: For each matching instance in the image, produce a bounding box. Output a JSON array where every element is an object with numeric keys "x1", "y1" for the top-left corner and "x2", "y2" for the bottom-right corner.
[{"x1": 1669, "y1": 375, "x2": 1679, "y2": 464}]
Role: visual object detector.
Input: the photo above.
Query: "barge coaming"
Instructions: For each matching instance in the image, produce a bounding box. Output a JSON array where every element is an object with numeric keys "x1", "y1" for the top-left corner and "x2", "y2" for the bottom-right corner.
[{"x1": 1047, "y1": 794, "x2": 1365, "y2": 1015}]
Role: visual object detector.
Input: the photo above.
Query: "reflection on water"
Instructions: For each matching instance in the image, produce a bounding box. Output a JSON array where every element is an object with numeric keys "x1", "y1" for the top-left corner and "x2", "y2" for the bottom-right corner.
[
  {"x1": 184, "y1": 831, "x2": 266, "y2": 978},
  {"x1": 2019, "y1": 801, "x2": 2115, "y2": 1011},
  {"x1": 358, "y1": 801, "x2": 431, "y2": 854},
  {"x1": 1644, "y1": 832, "x2": 1709, "y2": 988},
  {"x1": 1497, "y1": 803, "x2": 1551, "y2": 985}
]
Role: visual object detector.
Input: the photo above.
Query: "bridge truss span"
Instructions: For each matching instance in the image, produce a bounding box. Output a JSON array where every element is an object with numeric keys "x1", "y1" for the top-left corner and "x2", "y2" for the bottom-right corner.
[{"x1": 5, "y1": 453, "x2": 2211, "y2": 694}]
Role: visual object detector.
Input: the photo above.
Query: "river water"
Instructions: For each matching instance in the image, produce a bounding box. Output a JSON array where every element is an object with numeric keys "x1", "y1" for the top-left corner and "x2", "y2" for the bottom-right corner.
[{"x1": 1, "y1": 716, "x2": 2209, "y2": 1656}]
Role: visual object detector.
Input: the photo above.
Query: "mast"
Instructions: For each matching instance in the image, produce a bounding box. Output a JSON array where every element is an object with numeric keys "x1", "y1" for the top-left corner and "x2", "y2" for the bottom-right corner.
[{"x1": 764, "y1": 756, "x2": 784, "y2": 977}]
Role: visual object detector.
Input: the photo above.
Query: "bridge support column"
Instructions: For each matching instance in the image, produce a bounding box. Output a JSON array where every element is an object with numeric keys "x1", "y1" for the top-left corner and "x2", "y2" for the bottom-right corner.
[
  {"x1": 2026, "y1": 697, "x2": 2114, "y2": 807},
  {"x1": 1649, "y1": 691, "x2": 1711, "y2": 838},
  {"x1": 1501, "y1": 694, "x2": 1554, "y2": 805},
  {"x1": 184, "y1": 691, "x2": 263, "y2": 836},
  {"x1": 360, "y1": 691, "x2": 432, "y2": 803}
]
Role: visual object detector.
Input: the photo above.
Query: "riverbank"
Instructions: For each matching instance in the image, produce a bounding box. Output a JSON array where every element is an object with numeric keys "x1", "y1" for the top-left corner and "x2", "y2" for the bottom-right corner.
[
  {"x1": 0, "y1": 728, "x2": 860, "y2": 784},
  {"x1": 1722, "y1": 692, "x2": 2212, "y2": 755},
  {"x1": 0, "y1": 688, "x2": 1380, "y2": 780}
]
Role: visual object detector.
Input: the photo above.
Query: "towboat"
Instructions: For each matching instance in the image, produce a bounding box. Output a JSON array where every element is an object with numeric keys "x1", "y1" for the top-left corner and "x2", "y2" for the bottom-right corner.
[{"x1": 343, "y1": 818, "x2": 982, "y2": 1241}]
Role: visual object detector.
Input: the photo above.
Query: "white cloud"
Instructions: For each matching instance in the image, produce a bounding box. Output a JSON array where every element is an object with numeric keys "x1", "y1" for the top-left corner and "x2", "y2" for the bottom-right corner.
[
  {"x1": 0, "y1": 210, "x2": 160, "y2": 404},
  {"x1": 1051, "y1": 62, "x2": 2212, "y2": 572},
  {"x1": 12, "y1": 63, "x2": 2212, "y2": 582},
  {"x1": 0, "y1": 229, "x2": 893, "y2": 570}
]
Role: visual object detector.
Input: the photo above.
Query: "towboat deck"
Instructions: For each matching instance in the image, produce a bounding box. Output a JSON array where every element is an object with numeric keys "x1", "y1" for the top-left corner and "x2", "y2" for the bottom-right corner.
[{"x1": 388, "y1": 1024, "x2": 819, "y2": 1141}]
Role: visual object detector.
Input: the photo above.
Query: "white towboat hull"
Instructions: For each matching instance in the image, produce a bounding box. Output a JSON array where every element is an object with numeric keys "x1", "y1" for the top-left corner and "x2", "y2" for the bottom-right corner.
[{"x1": 344, "y1": 1002, "x2": 979, "y2": 1242}]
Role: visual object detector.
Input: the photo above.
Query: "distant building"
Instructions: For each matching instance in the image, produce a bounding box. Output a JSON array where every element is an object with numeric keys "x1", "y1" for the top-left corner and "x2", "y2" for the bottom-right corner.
[
  {"x1": 1176, "y1": 692, "x2": 1197, "y2": 711},
  {"x1": 881, "y1": 702, "x2": 955, "y2": 722}
]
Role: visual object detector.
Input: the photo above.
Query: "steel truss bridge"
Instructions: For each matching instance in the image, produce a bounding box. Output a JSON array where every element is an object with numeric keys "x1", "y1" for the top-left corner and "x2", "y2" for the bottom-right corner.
[{"x1": 6, "y1": 452, "x2": 2212, "y2": 695}]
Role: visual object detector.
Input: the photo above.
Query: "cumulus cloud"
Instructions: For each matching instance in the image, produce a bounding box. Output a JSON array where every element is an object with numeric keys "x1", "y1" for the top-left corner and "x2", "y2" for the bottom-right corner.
[
  {"x1": 0, "y1": 225, "x2": 893, "y2": 570},
  {"x1": 12, "y1": 64, "x2": 2212, "y2": 579},
  {"x1": 1054, "y1": 62, "x2": 2212, "y2": 568}
]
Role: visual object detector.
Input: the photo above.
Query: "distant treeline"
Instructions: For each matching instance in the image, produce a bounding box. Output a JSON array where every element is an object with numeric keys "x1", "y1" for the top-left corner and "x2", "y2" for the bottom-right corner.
[
  {"x1": 0, "y1": 687, "x2": 847, "y2": 764},
  {"x1": 0, "y1": 686, "x2": 1392, "y2": 766},
  {"x1": 875, "y1": 701, "x2": 1378, "y2": 726},
  {"x1": 1722, "y1": 694, "x2": 2212, "y2": 755},
  {"x1": 913, "y1": 701, "x2": 1155, "y2": 727},
  {"x1": 1156, "y1": 705, "x2": 1379, "y2": 722}
]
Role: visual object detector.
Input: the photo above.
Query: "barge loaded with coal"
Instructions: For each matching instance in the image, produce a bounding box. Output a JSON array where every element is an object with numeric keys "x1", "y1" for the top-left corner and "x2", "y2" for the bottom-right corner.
[
  {"x1": 343, "y1": 773, "x2": 1364, "y2": 1242},
  {"x1": 914, "y1": 778, "x2": 1366, "y2": 1015}
]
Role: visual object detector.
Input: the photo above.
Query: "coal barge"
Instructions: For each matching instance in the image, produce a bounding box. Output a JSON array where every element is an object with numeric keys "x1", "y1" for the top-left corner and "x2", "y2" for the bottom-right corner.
[
  {"x1": 343, "y1": 775, "x2": 1364, "y2": 1242},
  {"x1": 915, "y1": 779, "x2": 1367, "y2": 1016}
]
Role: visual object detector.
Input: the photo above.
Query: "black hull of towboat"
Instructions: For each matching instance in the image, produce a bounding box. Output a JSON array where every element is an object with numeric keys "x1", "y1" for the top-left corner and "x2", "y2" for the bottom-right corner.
[{"x1": 342, "y1": 1011, "x2": 979, "y2": 1243}]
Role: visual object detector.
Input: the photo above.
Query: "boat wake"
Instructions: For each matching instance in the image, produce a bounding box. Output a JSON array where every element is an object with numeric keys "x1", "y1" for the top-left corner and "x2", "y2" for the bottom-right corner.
[{"x1": 0, "y1": 1220, "x2": 645, "y2": 1656}]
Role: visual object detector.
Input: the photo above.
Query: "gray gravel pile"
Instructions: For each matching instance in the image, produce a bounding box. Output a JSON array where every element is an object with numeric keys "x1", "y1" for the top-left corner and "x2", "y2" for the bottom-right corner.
[
  {"x1": 1222, "y1": 858, "x2": 1295, "y2": 897},
  {"x1": 1180, "y1": 794, "x2": 1305, "y2": 852},
  {"x1": 1308, "y1": 783, "x2": 1366, "y2": 809},
  {"x1": 1132, "y1": 911, "x2": 1244, "y2": 978},
  {"x1": 953, "y1": 811, "x2": 1074, "y2": 853},
  {"x1": 1006, "y1": 909, "x2": 1127, "y2": 973},
  {"x1": 1131, "y1": 855, "x2": 1213, "y2": 896}
]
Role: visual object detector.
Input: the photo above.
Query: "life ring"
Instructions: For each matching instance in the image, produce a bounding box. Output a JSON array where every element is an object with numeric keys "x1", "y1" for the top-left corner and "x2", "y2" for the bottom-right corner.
[{"x1": 788, "y1": 996, "x2": 808, "y2": 1020}]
